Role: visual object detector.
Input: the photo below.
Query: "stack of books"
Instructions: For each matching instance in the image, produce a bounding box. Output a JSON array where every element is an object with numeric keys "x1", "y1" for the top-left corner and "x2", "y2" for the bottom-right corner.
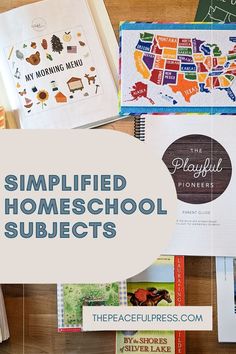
[{"x1": 57, "y1": 257, "x2": 185, "y2": 354}]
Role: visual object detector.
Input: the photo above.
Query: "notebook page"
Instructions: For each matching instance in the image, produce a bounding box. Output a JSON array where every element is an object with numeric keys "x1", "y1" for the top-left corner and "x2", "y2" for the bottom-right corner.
[
  {"x1": 144, "y1": 115, "x2": 236, "y2": 256},
  {"x1": 216, "y1": 257, "x2": 236, "y2": 343}
]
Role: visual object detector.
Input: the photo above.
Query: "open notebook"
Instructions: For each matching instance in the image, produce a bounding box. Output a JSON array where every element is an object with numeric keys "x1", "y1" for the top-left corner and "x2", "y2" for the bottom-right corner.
[{"x1": 0, "y1": 0, "x2": 119, "y2": 129}]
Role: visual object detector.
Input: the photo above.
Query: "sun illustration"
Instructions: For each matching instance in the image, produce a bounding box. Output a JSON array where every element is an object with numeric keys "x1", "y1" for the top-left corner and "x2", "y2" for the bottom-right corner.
[{"x1": 36, "y1": 90, "x2": 49, "y2": 108}]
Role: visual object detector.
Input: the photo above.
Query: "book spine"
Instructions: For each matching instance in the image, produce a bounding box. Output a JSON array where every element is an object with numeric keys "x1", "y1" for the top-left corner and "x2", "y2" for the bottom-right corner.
[
  {"x1": 134, "y1": 117, "x2": 146, "y2": 141},
  {"x1": 119, "y1": 281, "x2": 128, "y2": 306},
  {"x1": 0, "y1": 107, "x2": 5, "y2": 129},
  {"x1": 58, "y1": 328, "x2": 81, "y2": 333},
  {"x1": 174, "y1": 256, "x2": 185, "y2": 354}
]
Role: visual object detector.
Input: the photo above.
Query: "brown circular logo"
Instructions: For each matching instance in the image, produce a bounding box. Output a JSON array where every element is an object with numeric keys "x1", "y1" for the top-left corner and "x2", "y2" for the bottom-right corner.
[{"x1": 162, "y1": 134, "x2": 232, "y2": 204}]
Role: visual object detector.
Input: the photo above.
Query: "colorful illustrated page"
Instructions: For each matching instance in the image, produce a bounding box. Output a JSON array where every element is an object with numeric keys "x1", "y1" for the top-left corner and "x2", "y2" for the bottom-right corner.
[
  {"x1": 120, "y1": 23, "x2": 236, "y2": 114},
  {"x1": 57, "y1": 281, "x2": 127, "y2": 332},
  {"x1": 0, "y1": 0, "x2": 118, "y2": 128},
  {"x1": 63, "y1": 283, "x2": 119, "y2": 327},
  {"x1": 6, "y1": 27, "x2": 102, "y2": 116}
]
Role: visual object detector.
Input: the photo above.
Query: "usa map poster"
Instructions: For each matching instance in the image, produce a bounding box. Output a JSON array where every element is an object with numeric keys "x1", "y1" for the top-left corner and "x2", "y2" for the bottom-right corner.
[{"x1": 120, "y1": 23, "x2": 236, "y2": 114}]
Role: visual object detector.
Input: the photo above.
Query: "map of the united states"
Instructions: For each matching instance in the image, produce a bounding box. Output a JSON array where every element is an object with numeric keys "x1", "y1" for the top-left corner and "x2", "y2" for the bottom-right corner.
[{"x1": 134, "y1": 32, "x2": 236, "y2": 103}]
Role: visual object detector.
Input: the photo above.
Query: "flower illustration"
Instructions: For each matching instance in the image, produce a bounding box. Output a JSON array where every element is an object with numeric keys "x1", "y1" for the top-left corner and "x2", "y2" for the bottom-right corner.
[{"x1": 36, "y1": 90, "x2": 49, "y2": 109}]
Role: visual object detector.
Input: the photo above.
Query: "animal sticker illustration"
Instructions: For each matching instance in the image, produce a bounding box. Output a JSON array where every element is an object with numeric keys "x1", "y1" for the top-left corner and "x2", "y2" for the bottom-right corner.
[
  {"x1": 85, "y1": 73, "x2": 96, "y2": 85},
  {"x1": 6, "y1": 26, "x2": 102, "y2": 117},
  {"x1": 18, "y1": 89, "x2": 26, "y2": 96},
  {"x1": 26, "y1": 51, "x2": 41, "y2": 66}
]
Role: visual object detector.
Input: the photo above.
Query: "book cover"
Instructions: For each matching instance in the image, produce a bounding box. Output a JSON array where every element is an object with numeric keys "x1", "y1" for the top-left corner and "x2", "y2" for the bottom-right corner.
[
  {"x1": 116, "y1": 256, "x2": 185, "y2": 354},
  {"x1": 57, "y1": 282, "x2": 127, "y2": 332},
  {"x1": 216, "y1": 257, "x2": 236, "y2": 342},
  {"x1": 119, "y1": 22, "x2": 236, "y2": 115},
  {"x1": 135, "y1": 115, "x2": 236, "y2": 256},
  {"x1": 195, "y1": 0, "x2": 236, "y2": 23},
  {"x1": 0, "y1": 0, "x2": 119, "y2": 129}
]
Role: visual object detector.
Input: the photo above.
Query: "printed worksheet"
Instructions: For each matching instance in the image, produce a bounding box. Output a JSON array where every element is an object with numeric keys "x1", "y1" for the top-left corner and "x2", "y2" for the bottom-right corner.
[
  {"x1": 0, "y1": 0, "x2": 118, "y2": 128},
  {"x1": 136, "y1": 115, "x2": 236, "y2": 256}
]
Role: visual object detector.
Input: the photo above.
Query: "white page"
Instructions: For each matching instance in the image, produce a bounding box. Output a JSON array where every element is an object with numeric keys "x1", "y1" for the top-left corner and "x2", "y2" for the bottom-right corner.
[
  {"x1": 0, "y1": 286, "x2": 9, "y2": 342},
  {"x1": 143, "y1": 115, "x2": 236, "y2": 256},
  {"x1": 0, "y1": 0, "x2": 118, "y2": 129},
  {"x1": 216, "y1": 257, "x2": 236, "y2": 343}
]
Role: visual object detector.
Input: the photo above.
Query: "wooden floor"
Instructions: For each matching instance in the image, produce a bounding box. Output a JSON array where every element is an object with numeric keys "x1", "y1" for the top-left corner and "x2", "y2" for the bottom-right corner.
[{"x1": 1, "y1": 0, "x2": 236, "y2": 353}]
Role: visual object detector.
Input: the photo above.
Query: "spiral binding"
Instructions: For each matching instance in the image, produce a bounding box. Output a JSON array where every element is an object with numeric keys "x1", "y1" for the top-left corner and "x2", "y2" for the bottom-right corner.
[{"x1": 134, "y1": 116, "x2": 146, "y2": 141}]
